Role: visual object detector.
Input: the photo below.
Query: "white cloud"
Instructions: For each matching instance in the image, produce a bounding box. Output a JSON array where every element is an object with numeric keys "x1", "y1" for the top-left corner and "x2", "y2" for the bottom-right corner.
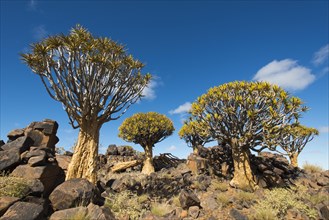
[
  {"x1": 169, "y1": 102, "x2": 192, "y2": 115},
  {"x1": 167, "y1": 145, "x2": 177, "y2": 151},
  {"x1": 141, "y1": 78, "x2": 157, "y2": 100},
  {"x1": 319, "y1": 126, "x2": 329, "y2": 133},
  {"x1": 33, "y1": 25, "x2": 47, "y2": 40},
  {"x1": 253, "y1": 59, "x2": 316, "y2": 91},
  {"x1": 313, "y1": 44, "x2": 329, "y2": 66}
]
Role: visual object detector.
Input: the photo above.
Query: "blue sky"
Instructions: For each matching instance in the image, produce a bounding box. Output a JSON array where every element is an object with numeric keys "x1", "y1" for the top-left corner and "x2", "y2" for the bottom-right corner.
[{"x1": 1, "y1": 0, "x2": 328, "y2": 168}]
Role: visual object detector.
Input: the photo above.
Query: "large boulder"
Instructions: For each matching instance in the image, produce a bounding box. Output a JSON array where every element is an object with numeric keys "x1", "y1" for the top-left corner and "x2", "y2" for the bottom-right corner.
[
  {"x1": 7, "y1": 129, "x2": 25, "y2": 141},
  {"x1": 11, "y1": 164, "x2": 65, "y2": 196},
  {"x1": 0, "y1": 202, "x2": 45, "y2": 220},
  {"x1": 49, "y1": 178, "x2": 102, "y2": 211},
  {"x1": 0, "y1": 136, "x2": 33, "y2": 153},
  {"x1": 0, "y1": 149, "x2": 21, "y2": 172},
  {"x1": 55, "y1": 155, "x2": 71, "y2": 171}
]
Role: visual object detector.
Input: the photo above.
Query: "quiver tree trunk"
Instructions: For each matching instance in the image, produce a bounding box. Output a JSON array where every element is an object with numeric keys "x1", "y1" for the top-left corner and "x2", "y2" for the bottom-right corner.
[
  {"x1": 229, "y1": 141, "x2": 257, "y2": 191},
  {"x1": 66, "y1": 123, "x2": 100, "y2": 184},
  {"x1": 142, "y1": 145, "x2": 155, "y2": 175},
  {"x1": 289, "y1": 153, "x2": 299, "y2": 167}
]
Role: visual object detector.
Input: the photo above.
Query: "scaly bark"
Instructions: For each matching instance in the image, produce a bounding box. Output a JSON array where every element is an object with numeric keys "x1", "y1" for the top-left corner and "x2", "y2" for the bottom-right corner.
[
  {"x1": 66, "y1": 124, "x2": 100, "y2": 184},
  {"x1": 142, "y1": 145, "x2": 155, "y2": 175},
  {"x1": 229, "y1": 139, "x2": 257, "y2": 191},
  {"x1": 289, "y1": 152, "x2": 299, "y2": 167}
]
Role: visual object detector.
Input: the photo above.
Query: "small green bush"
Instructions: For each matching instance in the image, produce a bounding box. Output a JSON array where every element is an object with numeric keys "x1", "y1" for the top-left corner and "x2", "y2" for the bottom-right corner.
[
  {"x1": 105, "y1": 191, "x2": 147, "y2": 220},
  {"x1": 150, "y1": 202, "x2": 173, "y2": 217},
  {"x1": 252, "y1": 186, "x2": 319, "y2": 219},
  {"x1": 0, "y1": 176, "x2": 30, "y2": 198},
  {"x1": 250, "y1": 208, "x2": 277, "y2": 220}
]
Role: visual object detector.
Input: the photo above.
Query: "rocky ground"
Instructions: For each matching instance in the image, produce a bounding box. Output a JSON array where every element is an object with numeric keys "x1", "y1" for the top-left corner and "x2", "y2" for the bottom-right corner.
[{"x1": 0, "y1": 120, "x2": 328, "y2": 220}]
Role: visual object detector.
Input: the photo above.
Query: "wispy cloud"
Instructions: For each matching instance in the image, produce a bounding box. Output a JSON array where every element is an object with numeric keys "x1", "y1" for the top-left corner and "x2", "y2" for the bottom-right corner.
[
  {"x1": 141, "y1": 78, "x2": 158, "y2": 100},
  {"x1": 313, "y1": 44, "x2": 329, "y2": 66},
  {"x1": 33, "y1": 25, "x2": 48, "y2": 40},
  {"x1": 319, "y1": 126, "x2": 329, "y2": 133},
  {"x1": 167, "y1": 145, "x2": 177, "y2": 151},
  {"x1": 253, "y1": 59, "x2": 315, "y2": 91},
  {"x1": 169, "y1": 102, "x2": 192, "y2": 115},
  {"x1": 28, "y1": 0, "x2": 37, "y2": 11}
]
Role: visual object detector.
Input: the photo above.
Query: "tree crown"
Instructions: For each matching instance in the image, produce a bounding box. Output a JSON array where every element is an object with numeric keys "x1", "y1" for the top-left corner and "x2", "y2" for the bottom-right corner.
[
  {"x1": 21, "y1": 25, "x2": 151, "y2": 128},
  {"x1": 191, "y1": 81, "x2": 307, "y2": 151},
  {"x1": 118, "y1": 112, "x2": 174, "y2": 148},
  {"x1": 178, "y1": 118, "x2": 211, "y2": 148}
]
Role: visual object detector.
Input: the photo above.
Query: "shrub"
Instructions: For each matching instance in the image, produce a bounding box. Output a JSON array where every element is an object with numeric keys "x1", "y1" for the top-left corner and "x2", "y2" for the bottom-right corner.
[
  {"x1": 234, "y1": 191, "x2": 257, "y2": 203},
  {"x1": 0, "y1": 175, "x2": 30, "y2": 198},
  {"x1": 252, "y1": 186, "x2": 319, "y2": 219},
  {"x1": 150, "y1": 202, "x2": 173, "y2": 217},
  {"x1": 216, "y1": 194, "x2": 230, "y2": 208},
  {"x1": 302, "y1": 162, "x2": 323, "y2": 173},
  {"x1": 105, "y1": 191, "x2": 147, "y2": 220},
  {"x1": 209, "y1": 180, "x2": 228, "y2": 192}
]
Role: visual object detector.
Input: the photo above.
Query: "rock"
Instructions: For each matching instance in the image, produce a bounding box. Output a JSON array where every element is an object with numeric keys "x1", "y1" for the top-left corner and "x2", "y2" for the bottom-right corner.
[
  {"x1": 28, "y1": 155, "x2": 46, "y2": 167},
  {"x1": 317, "y1": 177, "x2": 329, "y2": 186},
  {"x1": 186, "y1": 154, "x2": 208, "y2": 175},
  {"x1": 0, "y1": 140, "x2": 5, "y2": 148},
  {"x1": 55, "y1": 155, "x2": 71, "y2": 171},
  {"x1": 0, "y1": 136, "x2": 33, "y2": 153},
  {"x1": 49, "y1": 178, "x2": 101, "y2": 211},
  {"x1": 26, "y1": 179, "x2": 45, "y2": 197},
  {"x1": 31, "y1": 120, "x2": 58, "y2": 135},
  {"x1": 106, "y1": 145, "x2": 118, "y2": 156},
  {"x1": 7, "y1": 129, "x2": 25, "y2": 141},
  {"x1": 180, "y1": 210, "x2": 188, "y2": 218},
  {"x1": 26, "y1": 130, "x2": 58, "y2": 150},
  {"x1": 23, "y1": 148, "x2": 47, "y2": 162},
  {"x1": 87, "y1": 203, "x2": 115, "y2": 220},
  {"x1": 11, "y1": 164, "x2": 65, "y2": 196},
  {"x1": 0, "y1": 197, "x2": 20, "y2": 216},
  {"x1": 0, "y1": 201, "x2": 44, "y2": 220},
  {"x1": 229, "y1": 208, "x2": 248, "y2": 220},
  {"x1": 49, "y1": 206, "x2": 88, "y2": 220},
  {"x1": 111, "y1": 175, "x2": 139, "y2": 192},
  {"x1": 188, "y1": 206, "x2": 200, "y2": 218},
  {"x1": 0, "y1": 149, "x2": 21, "y2": 171},
  {"x1": 200, "y1": 195, "x2": 218, "y2": 211},
  {"x1": 322, "y1": 170, "x2": 329, "y2": 178},
  {"x1": 320, "y1": 205, "x2": 329, "y2": 220},
  {"x1": 179, "y1": 189, "x2": 200, "y2": 209}
]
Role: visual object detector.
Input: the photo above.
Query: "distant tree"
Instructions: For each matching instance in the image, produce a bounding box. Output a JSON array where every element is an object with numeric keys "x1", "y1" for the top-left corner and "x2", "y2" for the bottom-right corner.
[
  {"x1": 275, "y1": 124, "x2": 318, "y2": 167},
  {"x1": 178, "y1": 118, "x2": 212, "y2": 154},
  {"x1": 118, "y1": 112, "x2": 174, "y2": 174},
  {"x1": 191, "y1": 81, "x2": 306, "y2": 190},
  {"x1": 21, "y1": 25, "x2": 151, "y2": 184}
]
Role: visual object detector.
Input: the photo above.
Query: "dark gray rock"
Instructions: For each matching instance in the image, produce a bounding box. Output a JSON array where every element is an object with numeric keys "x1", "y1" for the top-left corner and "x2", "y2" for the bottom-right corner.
[
  {"x1": 0, "y1": 136, "x2": 33, "y2": 153},
  {"x1": 317, "y1": 177, "x2": 329, "y2": 186},
  {"x1": 11, "y1": 164, "x2": 65, "y2": 196},
  {"x1": 28, "y1": 155, "x2": 46, "y2": 167},
  {"x1": 49, "y1": 207, "x2": 88, "y2": 220},
  {"x1": 49, "y1": 178, "x2": 101, "y2": 211},
  {"x1": 0, "y1": 149, "x2": 20, "y2": 171},
  {"x1": 179, "y1": 189, "x2": 200, "y2": 209},
  {"x1": 229, "y1": 208, "x2": 248, "y2": 220},
  {"x1": 0, "y1": 202, "x2": 44, "y2": 220},
  {"x1": 320, "y1": 205, "x2": 329, "y2": 220},
  {"x1": 111, "y1": 175, "x2": 139, "y2": 192},
  {"x1": 87, "y1": 203, "x2": 115, "y2": 220},
  {"x1": 106, "y1": 145, "x2": 118, "y2": 156},
  {"x1": 0, "y1": 140, "x2": 5, "y2": 148},
  {"x1": 32, "y1": 120, "x2": 58, "y2": 135}
]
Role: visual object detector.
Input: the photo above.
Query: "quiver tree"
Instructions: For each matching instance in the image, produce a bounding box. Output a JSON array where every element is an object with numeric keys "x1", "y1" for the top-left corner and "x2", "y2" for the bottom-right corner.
[
  {"x1": 275, "y1": 124, "x2": 318, "y2": 167},
  {"x1": 178, "y1": 118, "x2": 212, "y2": 154},
  {"x1": 118, "y1": 112, "x2": 174, "y2": 174},
  {"x1": 191, "y1": 81, "x2": 307, "y2": 190},
  {"x1": 21, "y1": 25, "x2": 151, "y2": 184}
]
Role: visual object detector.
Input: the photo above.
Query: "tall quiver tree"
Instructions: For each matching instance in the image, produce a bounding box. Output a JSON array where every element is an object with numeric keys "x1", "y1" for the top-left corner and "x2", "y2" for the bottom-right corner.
[
  {"x1": 21, "y1": 25, "x2": 151, "y2": 184},
  {"x1": 191, "y1": 81, "x2": 307, "y2": 190},
  {"x1": 118, "y1": 112, "x2": 174, "y2": 174},
  {"x1": 178, "y1": 118, "x2": 212, "y2": 154},
  {"x1": 276, "y1": 124, "x2": 318, "y2": 167}
]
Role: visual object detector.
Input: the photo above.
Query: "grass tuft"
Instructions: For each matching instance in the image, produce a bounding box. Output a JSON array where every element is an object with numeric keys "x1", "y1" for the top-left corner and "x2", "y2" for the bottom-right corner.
[
  {"x1": 0, "y1": 175, "x2": 30, "y2": 198},
  {"x1": 302, "y1": 162, "x2": 323, "y2": 173}
]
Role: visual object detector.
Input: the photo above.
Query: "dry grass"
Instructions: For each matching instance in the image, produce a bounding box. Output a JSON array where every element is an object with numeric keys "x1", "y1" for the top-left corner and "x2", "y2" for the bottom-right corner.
[
  {"x1": 150, "y1": 202, "x2": 173, "y2": 217},
  {"x1": 209, "y1": 179, "x2": 228, "y2": 192},
  {"x1": 216, "y1": 194, "x2": 230, "y2": 208},
  {"x1": 302, "y1": 162, "x2": 323, "y2": 173},
  {"x1": 0, "y1": 175, "x2": 30, "y2": 198}
]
